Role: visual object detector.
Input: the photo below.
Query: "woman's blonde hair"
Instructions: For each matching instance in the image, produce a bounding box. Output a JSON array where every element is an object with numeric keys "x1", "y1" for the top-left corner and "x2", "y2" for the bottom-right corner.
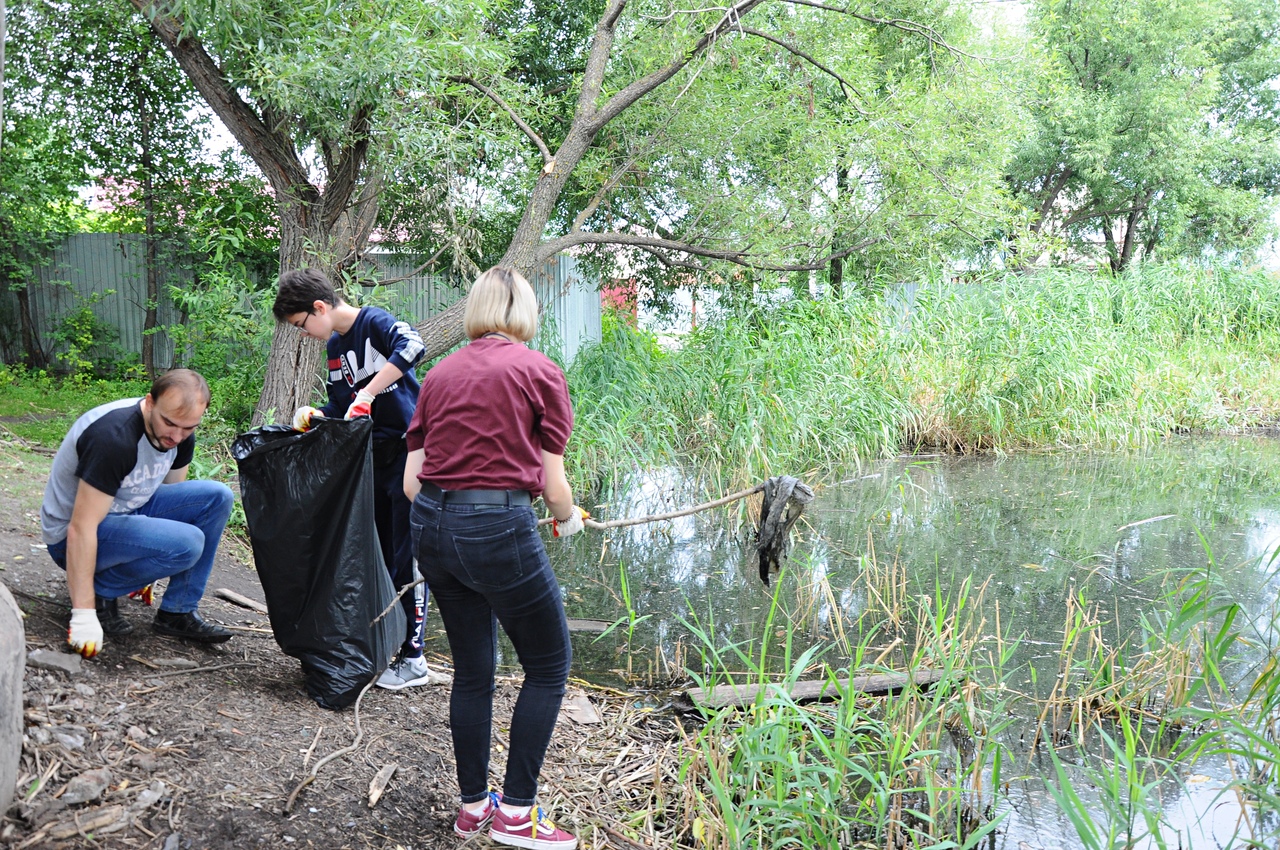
[{"x1": 463, "y1": 266, "x2": 539, "y2": 342}]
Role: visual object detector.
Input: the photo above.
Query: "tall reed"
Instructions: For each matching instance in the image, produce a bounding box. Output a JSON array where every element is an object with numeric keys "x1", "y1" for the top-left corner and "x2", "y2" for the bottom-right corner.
[
  {"x1": 567, "y1": 265, "x2": 1280, "y2": 498},
  {"x1": 675, "y1": 564, "x2": 1018, "y2": 849}
]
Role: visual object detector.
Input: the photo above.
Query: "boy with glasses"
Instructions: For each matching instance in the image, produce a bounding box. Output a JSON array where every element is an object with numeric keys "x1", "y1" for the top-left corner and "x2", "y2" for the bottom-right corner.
[{"x1": 273, "y1": 268, "x2": 450, "y2": 690}]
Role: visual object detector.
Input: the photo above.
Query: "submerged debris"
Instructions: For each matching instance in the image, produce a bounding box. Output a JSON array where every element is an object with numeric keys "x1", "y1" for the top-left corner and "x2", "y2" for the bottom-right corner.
[{"x1": 756, "y1": 475, "x2": 815, "y2": 585}]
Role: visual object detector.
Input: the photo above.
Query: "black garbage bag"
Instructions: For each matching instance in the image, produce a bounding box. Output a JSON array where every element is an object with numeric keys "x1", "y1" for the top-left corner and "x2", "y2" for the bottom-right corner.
[{"x1": 231, "y1": 417, "x2": 406, "y2": 710}]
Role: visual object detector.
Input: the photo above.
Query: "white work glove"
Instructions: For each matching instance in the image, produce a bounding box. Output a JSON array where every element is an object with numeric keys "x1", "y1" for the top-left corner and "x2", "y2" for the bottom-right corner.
[
  {"x1": 552, "y1": 505, "x2": 588, "y2": 538},
  {"x1": 345, "y1": 389, "x2": 376, "y2": 420},
  {"x1": 293, "y1": 406, "x2": 322, "y2": 431},
  {"x1": 68, "y1": 608, "x2": 104, "y2": 658}
]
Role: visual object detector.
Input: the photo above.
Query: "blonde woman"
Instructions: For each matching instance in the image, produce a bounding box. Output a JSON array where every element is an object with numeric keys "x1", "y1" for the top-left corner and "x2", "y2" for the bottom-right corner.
[{"x1": 404, "y1": 266, "x2": 585, "y2": 849}]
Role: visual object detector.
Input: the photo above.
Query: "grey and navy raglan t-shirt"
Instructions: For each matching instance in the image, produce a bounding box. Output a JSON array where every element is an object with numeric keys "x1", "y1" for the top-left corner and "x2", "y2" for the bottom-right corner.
[{"x1": 40, "y1": 398, "x2": 195, "y2": 545}]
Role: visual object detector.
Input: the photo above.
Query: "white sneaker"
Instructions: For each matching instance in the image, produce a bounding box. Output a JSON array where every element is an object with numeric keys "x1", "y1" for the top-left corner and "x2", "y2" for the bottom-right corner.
[{"x1": 376, "y1": 656, "x2": 453, "y2": 690}]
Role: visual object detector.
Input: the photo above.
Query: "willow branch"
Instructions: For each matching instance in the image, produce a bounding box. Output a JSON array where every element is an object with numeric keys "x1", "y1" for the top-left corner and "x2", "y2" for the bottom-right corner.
[
  {"x1": 780, "y1": 0, "x2": 983, "y2": 60},
  {"x1": 538, "y1": 230, "x2": 886, "y2": 271},
  {"x1": 449, "y1": 74, "x2": 553, "y2": 167},
  {"x1": 370, "y1": 482, "x2": 773, "y2": 628},
  {"x1": 738, "y1": 27, "x2": 867, "y2": 115}
]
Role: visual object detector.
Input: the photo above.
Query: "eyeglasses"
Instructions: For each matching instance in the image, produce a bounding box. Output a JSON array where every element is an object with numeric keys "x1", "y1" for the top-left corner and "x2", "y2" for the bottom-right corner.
[{"x1": 292, "y1": 312, "x2": 313, "y2": 334}]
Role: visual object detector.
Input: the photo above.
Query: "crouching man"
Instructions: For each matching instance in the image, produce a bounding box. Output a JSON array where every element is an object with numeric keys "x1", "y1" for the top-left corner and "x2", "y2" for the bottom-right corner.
[{"x1": 40, "y1": 368, "x2": 234, "y2": 657}]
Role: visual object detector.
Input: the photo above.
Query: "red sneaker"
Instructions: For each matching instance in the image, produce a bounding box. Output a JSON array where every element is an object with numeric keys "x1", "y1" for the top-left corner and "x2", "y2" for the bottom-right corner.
[
  {"x1": 454, "y1": 791, "x2": 500, "y2": 837},
  {"x1": 490, "y1": 805, "x2": 577, "y2": 849}
]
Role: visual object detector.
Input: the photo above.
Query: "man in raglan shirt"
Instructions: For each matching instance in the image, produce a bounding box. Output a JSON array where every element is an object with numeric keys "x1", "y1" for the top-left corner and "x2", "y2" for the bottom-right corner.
[{"x1": 41, "y1": 368, "x2": 234, "y2": 658}]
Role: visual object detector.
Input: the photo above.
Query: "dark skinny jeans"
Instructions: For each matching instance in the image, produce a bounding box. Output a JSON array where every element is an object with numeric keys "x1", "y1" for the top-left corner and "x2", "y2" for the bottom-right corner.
[{"x1": 410, "y1": 492, "x2": 571, "y2": 808}]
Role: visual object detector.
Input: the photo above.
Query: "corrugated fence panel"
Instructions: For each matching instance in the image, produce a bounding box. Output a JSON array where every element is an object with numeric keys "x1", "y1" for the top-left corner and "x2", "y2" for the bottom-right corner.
[
  {"x1": 27, "y1": 234, "x2": 186, "y2": 371},
  {"x1": 6, "y1": 236, "x2": 600, "y2": 371},
  {"x1": 361, "y1": 252, "x2": 601, "y2": 365},
  {"x1": 360, "y1": 253, "x2": 466, "y2": 325},
  {"x1": 529, "y1": 254, "x2": 601, "y2": 366}
]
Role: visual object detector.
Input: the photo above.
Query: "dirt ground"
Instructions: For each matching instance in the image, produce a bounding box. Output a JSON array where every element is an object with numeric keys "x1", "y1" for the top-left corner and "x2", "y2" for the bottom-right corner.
[{"x1": 0, "y1": 441, "x2": 682, "y2": 850}]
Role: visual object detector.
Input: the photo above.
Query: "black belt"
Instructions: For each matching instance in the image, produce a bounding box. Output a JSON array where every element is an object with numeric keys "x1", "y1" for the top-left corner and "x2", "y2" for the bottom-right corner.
[{"x1": 421, "y1": 481, "x2": 531, "y2": 507}]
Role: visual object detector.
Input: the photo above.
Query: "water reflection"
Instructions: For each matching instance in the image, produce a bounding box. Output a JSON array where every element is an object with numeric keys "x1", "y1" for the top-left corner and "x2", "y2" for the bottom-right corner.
[{"x1": 538, "y1": 434, "x2": 1280, "y2": 848}]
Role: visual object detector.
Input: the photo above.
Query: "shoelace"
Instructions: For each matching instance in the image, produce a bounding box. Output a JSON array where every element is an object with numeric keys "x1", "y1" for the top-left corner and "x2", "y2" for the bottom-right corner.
[{"x1": 532, "y1": 807, "x2": 558, "y2": 834}]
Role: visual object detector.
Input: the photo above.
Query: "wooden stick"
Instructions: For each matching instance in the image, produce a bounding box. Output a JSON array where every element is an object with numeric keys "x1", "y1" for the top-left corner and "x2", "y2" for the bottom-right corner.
[
  {"x1": 534, "y1": 483, "x2": 765, "y2": 529},
  {"x1": 215, "y1": 588, "x2": 269, "y2": 615},
  {"x1": 372, "y1": 482, "x2": 769, "y2": 626}
]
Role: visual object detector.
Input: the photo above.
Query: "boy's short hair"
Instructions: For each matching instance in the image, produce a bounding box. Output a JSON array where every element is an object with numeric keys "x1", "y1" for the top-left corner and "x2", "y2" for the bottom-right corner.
[
  {"x1": 464, "y1": 266, "x2": 539, "y2": 342},
  {"x1": 273, "y1": 268, "x2": 341, "y2": 321}
]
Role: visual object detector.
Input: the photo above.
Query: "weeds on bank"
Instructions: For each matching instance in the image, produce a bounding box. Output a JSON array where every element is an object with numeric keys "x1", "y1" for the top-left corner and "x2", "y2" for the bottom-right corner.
[
  {"x1": 0, "y1": 365, "x2": 148, "y2": 446},
  {"x1": 656, "y1": 535, "x2": 1280, "y2": 849},
  {"x1": 672, "y1": 565, "x2": 1016, "y2": 849}
]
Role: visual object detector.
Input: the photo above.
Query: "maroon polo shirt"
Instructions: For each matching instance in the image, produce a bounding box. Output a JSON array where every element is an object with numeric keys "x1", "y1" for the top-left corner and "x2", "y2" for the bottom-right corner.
[{"x1": 406, "y1": 337, "x2": 573, "y2": 497}]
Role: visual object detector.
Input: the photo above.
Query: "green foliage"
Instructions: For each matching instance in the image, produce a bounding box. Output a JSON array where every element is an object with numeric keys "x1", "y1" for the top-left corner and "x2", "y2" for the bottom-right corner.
[
  {"x1": 0, "y1": 366, "x2": 148, "y2": 447},
  {"x1": 568, "y1": 265, "x2": 1280, "y2": 496},
  {"x1": 9, "y1": 0, "x2": 217, "y2": 229},
  {"x1": 677, "y1": 570, "x2": 1014, "y2": 849},
  {"x1": 1007, "y1": 0, "x2": 1280, "y2": 270},
  {"x1": 48, "y1": 296, "x2": 146, "y2": 383},
  {"x1": 166, "y1": 163, "x2": 280, "y2": 435},
  {"x1": 0, "y1": 112, "x2": 93, "y2": 367}
]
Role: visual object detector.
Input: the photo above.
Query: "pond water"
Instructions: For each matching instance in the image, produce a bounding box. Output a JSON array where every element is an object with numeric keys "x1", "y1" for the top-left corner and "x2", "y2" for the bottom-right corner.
[{"x1": 469, "y1": 435, "x2": 1280, "y2": 848}]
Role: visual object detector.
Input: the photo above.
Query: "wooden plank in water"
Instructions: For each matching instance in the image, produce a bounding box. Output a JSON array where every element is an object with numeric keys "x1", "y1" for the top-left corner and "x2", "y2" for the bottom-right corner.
[
  {"x1": 566, "y1": 618, "x2": 613, "y2": 633},
  {"x1": 685, "y1": 669, "x2": 945, "y2": 710}
]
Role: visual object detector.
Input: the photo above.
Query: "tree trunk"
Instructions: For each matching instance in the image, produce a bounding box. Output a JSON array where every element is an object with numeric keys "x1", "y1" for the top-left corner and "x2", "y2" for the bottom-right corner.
[
  {"x1": 13, "y1": 282, "x2": 46, "y2": 370},
  {"x1": 1102, "y1": 214, "x2": 1122, "y2": 274},
  {"x1": 1, "y1": 0, "x2": 6, "y2": 154},
  {"x1": 251, "y1": 198, "x2": 333, "y2": 427},
  {"x1": 829, "y1": 165, "x2": 849, "y2": 298},
  {"x1": 140, "y1": 87, "x2": 159, "y2": 379}
]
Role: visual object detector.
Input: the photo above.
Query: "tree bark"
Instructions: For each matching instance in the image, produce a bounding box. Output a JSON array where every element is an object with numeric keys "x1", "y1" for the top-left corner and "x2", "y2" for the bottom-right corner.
[
  {"x1": 13, "y1": 281, "x2": 46, "y2": 370},
  {"x1": 140, "y1": 83, "x2": 159, "y2": 379},
  {"x1": 829, "y1": 164, "x2": 850, "y2": 297},
  {"x1": 133, "y1": 0, "x2": 376, "y2": 425},
  {"x1": 1031, "y1": 166, "x2": 1073, "y2": 235}
]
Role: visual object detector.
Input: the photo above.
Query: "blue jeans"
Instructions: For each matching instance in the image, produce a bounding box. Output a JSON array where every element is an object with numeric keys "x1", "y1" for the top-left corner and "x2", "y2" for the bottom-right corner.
[
  {"x1": 48, "y1": 480, "x2": 234, "y2": 614},
  {"x1": 410, "y1": 492, "x2": 571, "y2": 808}
]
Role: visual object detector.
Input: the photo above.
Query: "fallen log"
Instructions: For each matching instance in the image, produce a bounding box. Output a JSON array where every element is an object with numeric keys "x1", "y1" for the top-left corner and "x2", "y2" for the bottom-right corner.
[{"x1": 682, "y1": 669, "x2": 945, "y2": 711}]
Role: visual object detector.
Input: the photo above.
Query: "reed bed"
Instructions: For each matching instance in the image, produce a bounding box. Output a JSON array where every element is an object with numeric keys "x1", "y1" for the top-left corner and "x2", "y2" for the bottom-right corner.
[{"x1": 568, "y1": 265, "x2": 1280, "y2": 498}]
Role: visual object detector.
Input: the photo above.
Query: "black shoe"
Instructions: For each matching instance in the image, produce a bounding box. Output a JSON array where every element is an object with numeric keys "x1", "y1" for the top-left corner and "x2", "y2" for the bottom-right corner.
[
  {"x1": 153, "y1": 610, "x2": 232, "y2": 643},
  {"x1": 95, "y1": 597, "x2": 134, "y2": 636}
]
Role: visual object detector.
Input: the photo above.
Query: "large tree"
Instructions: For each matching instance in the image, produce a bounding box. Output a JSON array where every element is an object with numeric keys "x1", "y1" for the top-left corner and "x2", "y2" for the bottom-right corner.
[
  {"x1": 1006, "y1": 0, "x2": 1280, "y2": 272},
  {"x1": 129, "y1": 0, "x2": 1012, "y2": 423},
  {"x1": 8, "y1": 0, "x2": 225, "y2": 375}
]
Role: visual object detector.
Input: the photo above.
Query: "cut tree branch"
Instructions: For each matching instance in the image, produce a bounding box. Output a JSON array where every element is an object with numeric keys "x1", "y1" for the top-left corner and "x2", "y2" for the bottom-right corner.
[
  {"x1": 738, "y1": 26, "x2": 868, "y2": 114},
  {"x1": 449, "y1": 74, "x2": 553, "y2": 167}
]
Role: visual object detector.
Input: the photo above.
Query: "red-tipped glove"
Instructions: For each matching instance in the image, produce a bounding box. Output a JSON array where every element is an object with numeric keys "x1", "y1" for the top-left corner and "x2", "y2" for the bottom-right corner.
[
  {"x1": 552, "y1": 505, "x2": 589, "y2": 538},
  {"x1": 128, "y1": 584, "x2": 154, "y2": 606},
  {"x1": 345, "y1": 389, "x2": 375, "y2": 420},
  {"x1": 68, "y1": 608, "x2": 103, "y2": 658},
  {"x1": 293, "y1": 406, "x2": 322, "y2": 431}
]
